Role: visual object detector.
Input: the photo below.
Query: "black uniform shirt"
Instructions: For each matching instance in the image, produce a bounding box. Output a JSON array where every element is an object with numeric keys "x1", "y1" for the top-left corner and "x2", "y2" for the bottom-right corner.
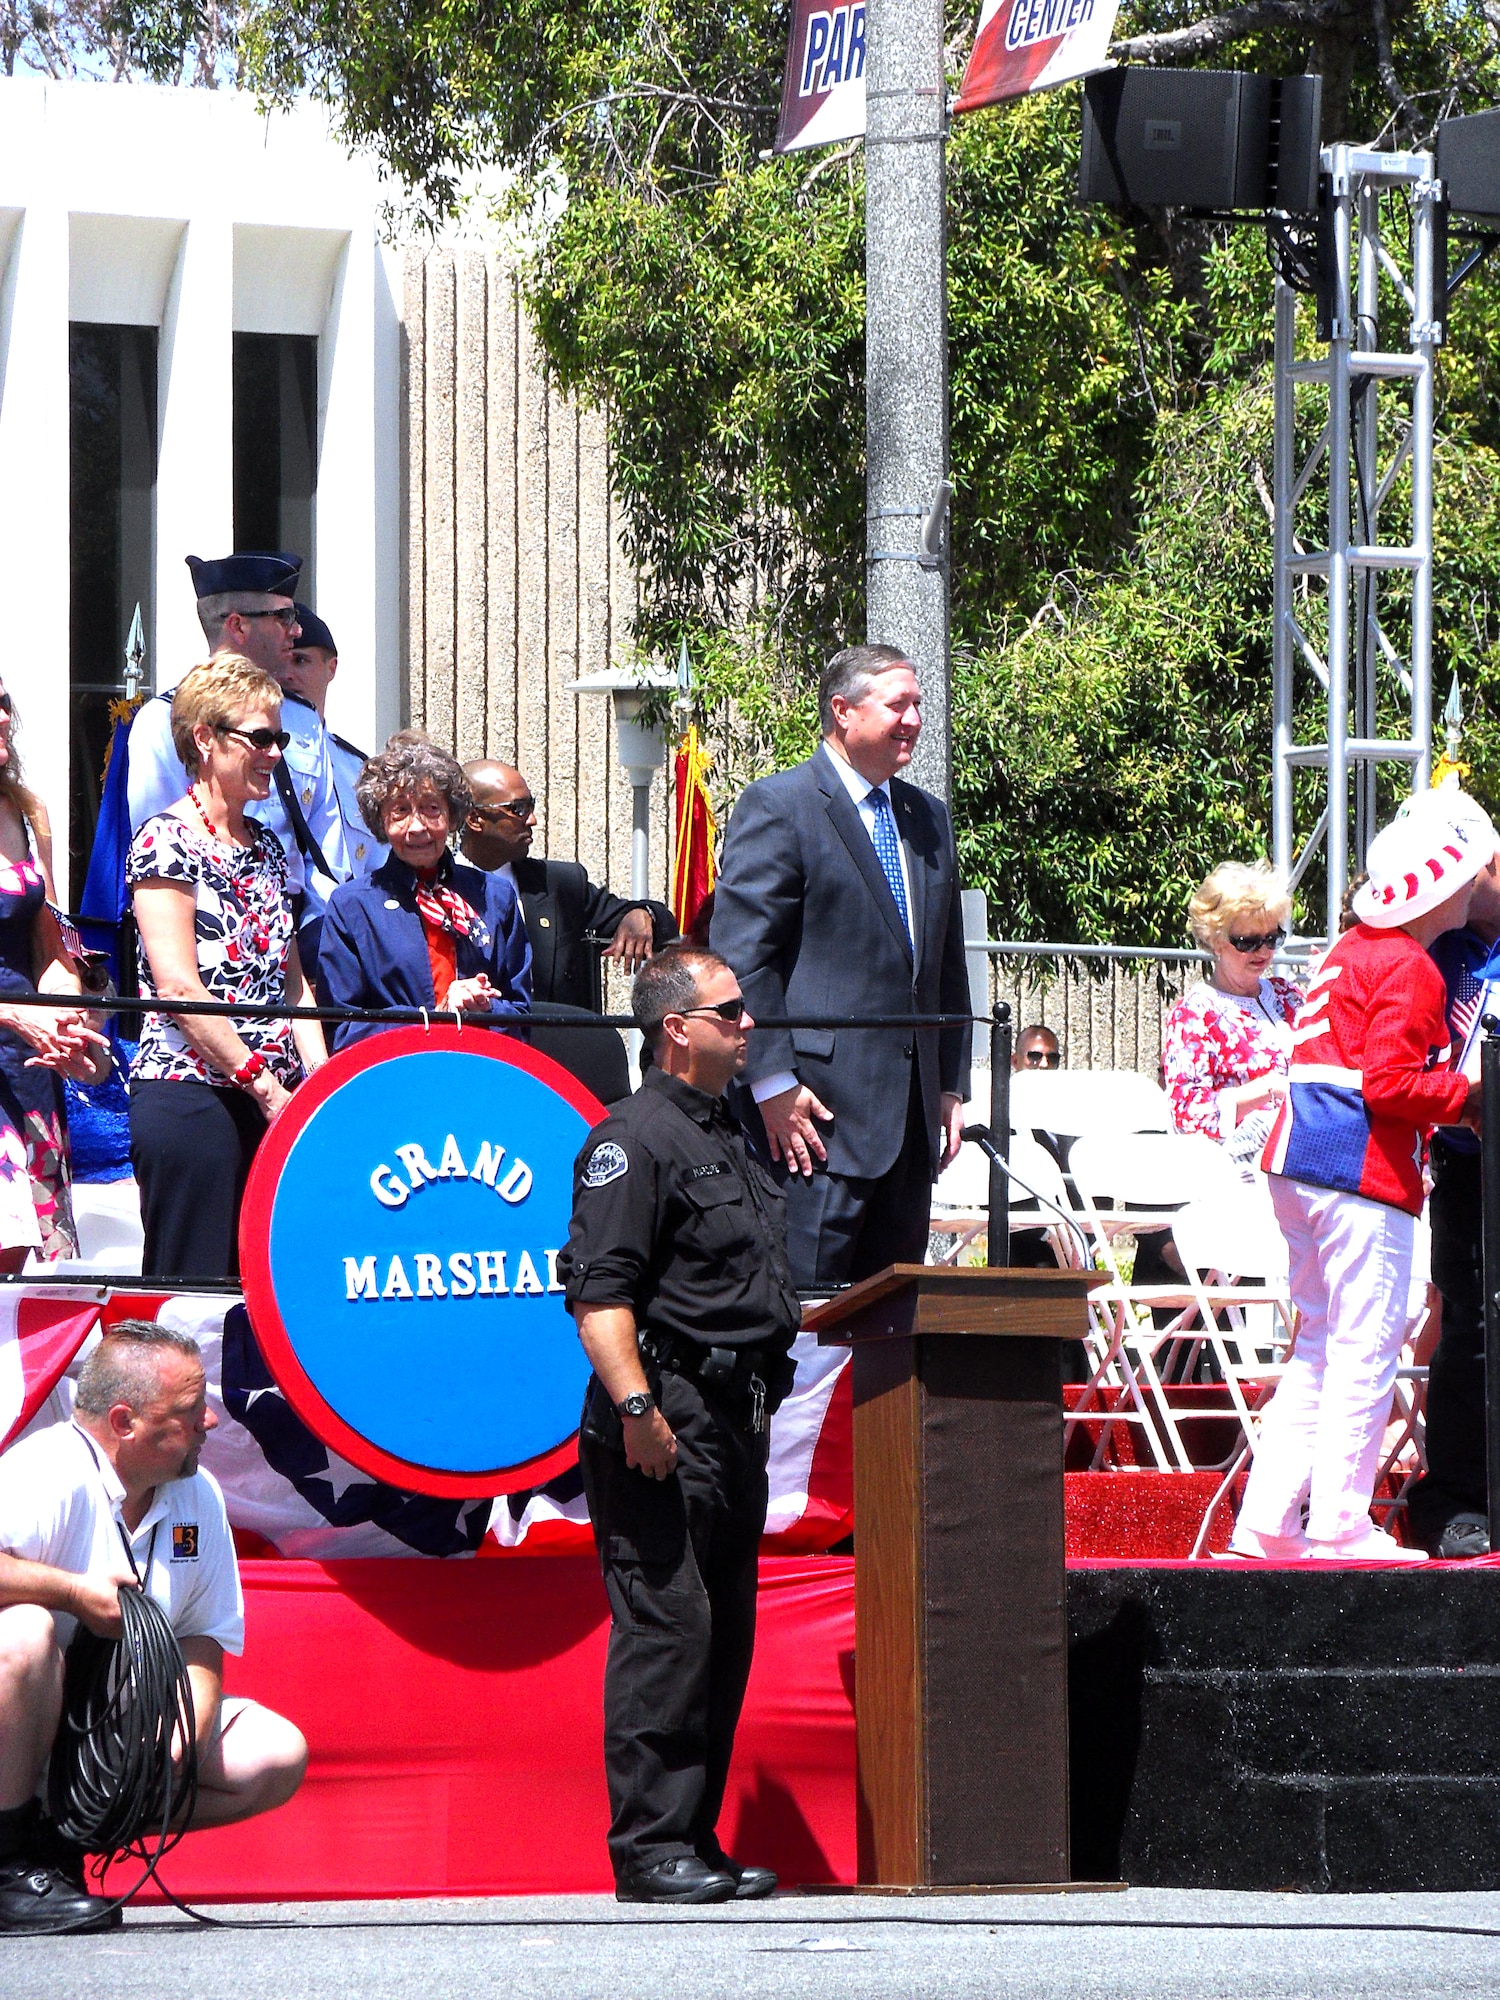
[{"x1": 559, "y1": 1067, "x2": 801, "y2": 1356}]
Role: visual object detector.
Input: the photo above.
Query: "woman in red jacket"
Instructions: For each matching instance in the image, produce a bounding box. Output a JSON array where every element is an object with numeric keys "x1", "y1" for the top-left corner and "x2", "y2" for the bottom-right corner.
[{"x1": 1233, "y1": 790, "x2": 1496, "y2": 1564}]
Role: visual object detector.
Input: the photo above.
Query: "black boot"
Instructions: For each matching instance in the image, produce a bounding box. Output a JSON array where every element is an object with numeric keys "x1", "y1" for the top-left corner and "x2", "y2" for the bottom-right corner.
[
  {"x1": 615, "y1": 1854, "x2": 737, "y2": 1904},
  {"x1": 698, "y1": 1837, "x2": 778, "y2": 1900},
  {"x1": 0, "y1": 1802, "x2": 120, "y2": 1935}
]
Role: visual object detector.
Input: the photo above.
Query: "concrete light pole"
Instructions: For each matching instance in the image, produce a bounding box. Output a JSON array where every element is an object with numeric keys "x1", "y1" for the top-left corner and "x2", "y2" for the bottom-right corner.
[{"x1": 864, "y1": 0, "x2": 952, "y2": 803}]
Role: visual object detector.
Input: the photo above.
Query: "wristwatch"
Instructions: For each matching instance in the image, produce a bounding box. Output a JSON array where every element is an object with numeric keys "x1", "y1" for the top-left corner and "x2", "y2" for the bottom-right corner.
[{"x1": 616, "y1": 1391, "x2": 656, "y2": 1420}]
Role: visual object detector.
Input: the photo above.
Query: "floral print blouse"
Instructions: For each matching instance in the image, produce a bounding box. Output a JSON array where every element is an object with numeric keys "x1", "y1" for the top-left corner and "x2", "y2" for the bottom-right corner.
[
  {"x1": 1163, "y1": 975, "x2": 1303, "y2": 1171},
  {"x1": 126, "y1": 813, "x2": 302, "y2": 1087}
]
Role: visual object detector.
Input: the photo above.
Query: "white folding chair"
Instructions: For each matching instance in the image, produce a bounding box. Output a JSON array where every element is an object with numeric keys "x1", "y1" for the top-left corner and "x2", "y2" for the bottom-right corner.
[
  {"x1": 1008, "y1": 1070, "x2": 1173, "y2": 1166},
  {"x1": 1064, "y1": 1132, "x2": 1245, "y2": 1472},
  {"x1": 1169, "y1": 1191, "x2": 1295, "y2": 1467}
]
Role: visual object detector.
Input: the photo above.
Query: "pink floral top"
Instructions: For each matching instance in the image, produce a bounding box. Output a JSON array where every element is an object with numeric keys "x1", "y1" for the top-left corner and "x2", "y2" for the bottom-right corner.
[{"x1": 1163, "y1": 976, "x2": 1303, "y2": 1167}]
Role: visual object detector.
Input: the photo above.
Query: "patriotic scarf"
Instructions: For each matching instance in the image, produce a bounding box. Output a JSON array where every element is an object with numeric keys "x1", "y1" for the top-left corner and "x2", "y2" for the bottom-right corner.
[{"x1": 412, "y1": 860, "x2": 485, "y2": 944}]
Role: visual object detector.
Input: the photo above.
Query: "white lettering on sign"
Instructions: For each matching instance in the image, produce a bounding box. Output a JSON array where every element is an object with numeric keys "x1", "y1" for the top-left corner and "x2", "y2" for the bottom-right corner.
[
  {"x1": 367, "y1": 1135, "x2": 533, "y2": 1211},
  {"x1": 798, "y1": 3, "x2": 866, "y2": 96},
  {"x1": 345, "y1": 1255, "x2": 378, "y2": 1300},
  {"x1": 342, "y1": 1247, "x2": 564, "y2": 1302},
  {"x1": 1004, "y1": 0, "x2": 1094, "y2": 52}
]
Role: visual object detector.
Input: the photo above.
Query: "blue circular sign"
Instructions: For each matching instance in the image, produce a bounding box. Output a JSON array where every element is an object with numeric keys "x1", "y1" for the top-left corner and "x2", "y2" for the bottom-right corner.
[{"x1": 241, "y1": 1029, "x2": 604, "y2": 1494}]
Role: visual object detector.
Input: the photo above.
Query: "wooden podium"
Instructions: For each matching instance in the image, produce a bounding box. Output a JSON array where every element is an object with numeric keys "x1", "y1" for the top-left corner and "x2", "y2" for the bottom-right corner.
[{"x1": 804, "y1": 1265, "x2": 1097, "y2": 1889}]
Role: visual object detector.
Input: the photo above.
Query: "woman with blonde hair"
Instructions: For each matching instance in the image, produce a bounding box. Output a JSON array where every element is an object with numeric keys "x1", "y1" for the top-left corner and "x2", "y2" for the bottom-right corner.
[
  {"x1": 0, "y1": 678, "x2": 109, "y2": 1264},
  {"x1": 1162, "y1": 861, "x2": 1303, "y2": 1177},
  {"x1": 127, "y1": 656, "x2": 327, "y2": 1278}
]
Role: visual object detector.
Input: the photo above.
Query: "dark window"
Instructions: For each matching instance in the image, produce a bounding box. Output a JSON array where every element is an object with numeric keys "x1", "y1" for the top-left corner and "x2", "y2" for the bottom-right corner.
[
  {"x1": 232, "y1": 332, "x2": 317, "y2": 596},
  {"x1": 69, "y1": 323, "x2": 157, "y2": 910}
]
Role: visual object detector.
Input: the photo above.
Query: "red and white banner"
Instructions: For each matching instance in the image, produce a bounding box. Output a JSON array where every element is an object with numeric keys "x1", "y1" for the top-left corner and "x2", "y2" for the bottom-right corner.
[
  {"x1": 955, "y1": 0, "x2": 1118, "y2": 115},
  {"x1": 0, "y1": 1290, "x2": 852, "y2": 1561},
  {"x1": 0, "y1": 1289, "x2": 102, "y2": 1451},
  {"x1": 775, "y1": 0, "x2": 867, "y2": 154}
]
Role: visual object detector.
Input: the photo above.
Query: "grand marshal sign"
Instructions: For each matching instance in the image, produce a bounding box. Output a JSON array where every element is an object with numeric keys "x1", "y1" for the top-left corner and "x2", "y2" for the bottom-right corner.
[{"x1": 239, "y1": 1027, "x2": 605, "y2": 1497}]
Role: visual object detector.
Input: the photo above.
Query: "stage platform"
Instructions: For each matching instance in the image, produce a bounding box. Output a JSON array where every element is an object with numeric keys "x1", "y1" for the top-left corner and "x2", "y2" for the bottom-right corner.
[{"x1": 114, "y1": 1549, "x2": 1500, "y2": 1904}]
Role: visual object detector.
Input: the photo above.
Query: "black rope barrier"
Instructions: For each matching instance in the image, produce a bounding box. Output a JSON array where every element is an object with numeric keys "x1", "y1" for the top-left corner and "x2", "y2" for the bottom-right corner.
[{"x1": 8, "y1": 990, "x2": 981, "y2": 1033}]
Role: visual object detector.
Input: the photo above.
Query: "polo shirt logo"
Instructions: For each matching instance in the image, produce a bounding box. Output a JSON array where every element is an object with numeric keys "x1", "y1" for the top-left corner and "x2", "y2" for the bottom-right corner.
[{"x1": 172, "y1": 1523, "x2": 200, "y2": 1561}]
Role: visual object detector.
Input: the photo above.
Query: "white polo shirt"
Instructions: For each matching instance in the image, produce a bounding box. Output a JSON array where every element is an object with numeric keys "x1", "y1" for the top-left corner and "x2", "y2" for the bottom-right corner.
[{"x1": 0, "y1": 1423, "x2": 244, "y2": 1656}]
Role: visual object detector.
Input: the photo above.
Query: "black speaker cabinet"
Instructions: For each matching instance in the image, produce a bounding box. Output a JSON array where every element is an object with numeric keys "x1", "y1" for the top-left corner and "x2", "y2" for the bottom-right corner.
[
  {"x1": 1438, "y1": 109, "x2": 1500, "y2": 222},
  {"x1": 1081, "y1": 69, "x2": 1321, "y2": 215}
]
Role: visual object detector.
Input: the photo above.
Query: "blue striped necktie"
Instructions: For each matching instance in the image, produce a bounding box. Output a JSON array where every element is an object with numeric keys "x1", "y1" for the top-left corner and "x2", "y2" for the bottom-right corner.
[{"x1": 870, "y1": 789, "x2": 911, "y2": 942}]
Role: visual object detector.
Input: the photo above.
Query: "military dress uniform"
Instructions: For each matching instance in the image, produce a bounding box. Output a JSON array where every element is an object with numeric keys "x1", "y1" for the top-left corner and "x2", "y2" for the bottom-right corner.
[{"x1": 560, "y1": 1066, "x2": 801, "y2": 1885}]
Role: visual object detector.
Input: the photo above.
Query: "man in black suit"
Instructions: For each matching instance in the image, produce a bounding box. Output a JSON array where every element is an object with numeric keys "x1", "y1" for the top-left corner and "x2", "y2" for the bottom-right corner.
[
  {"x1": 459, "y1": 760, "x2": 678, "y2": 1009},
  {"x1": 711, "y1": 643, "x2": 972, "y2": 1291}
]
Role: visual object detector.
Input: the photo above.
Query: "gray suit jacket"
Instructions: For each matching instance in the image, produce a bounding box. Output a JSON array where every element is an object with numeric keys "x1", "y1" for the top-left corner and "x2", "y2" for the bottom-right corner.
[{"x1": 710, "y1": 742, "x2": 972, "y2": 1180}]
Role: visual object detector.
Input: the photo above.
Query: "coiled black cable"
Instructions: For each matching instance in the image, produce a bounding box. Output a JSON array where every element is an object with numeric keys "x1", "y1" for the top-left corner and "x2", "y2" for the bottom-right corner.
[{"x1": 46, "y1": 1585, "x2": 198, "y2": 1921}]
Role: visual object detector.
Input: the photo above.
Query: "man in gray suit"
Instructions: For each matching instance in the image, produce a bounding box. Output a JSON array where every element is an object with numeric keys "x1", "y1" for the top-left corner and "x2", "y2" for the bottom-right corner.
[{"x1": 711, "y1": 643, "x2": 972, "y2": 1291}]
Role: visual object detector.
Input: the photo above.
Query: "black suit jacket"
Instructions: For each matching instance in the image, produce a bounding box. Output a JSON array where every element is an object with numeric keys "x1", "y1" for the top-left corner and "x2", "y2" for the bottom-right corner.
[
  {"x1": 710, "y1": 742, "x2": 972, "y2": 1180},
  {"x1": 510, "y1": 856, "x2": 678, "y2": 1010}
]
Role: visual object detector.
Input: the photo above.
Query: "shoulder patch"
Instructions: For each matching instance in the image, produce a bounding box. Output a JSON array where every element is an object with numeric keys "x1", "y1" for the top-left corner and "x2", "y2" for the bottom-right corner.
[{"x1": 583, "y1": 1141, "x2": 629, "y2": 1188}]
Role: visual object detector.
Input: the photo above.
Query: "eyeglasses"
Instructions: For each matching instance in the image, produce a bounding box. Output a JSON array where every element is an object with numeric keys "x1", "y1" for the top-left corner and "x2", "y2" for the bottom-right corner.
[
  {"x1": 1022, "y1": 1048, "x2": 1061, "y2": 1067},
  {"x1": 473, "y1": 797, "x2": 537, "y2": 823},
  {"x1": 216, "y1": 724, "x2": 290, "y2": 752},
  {"x1": 0, "y1": 692, "x2": 13, "y2": 717},
  {"x1": 385, "y1": 797, "x2": 451, "y2": 828},
  {"x1": 678, "y1": 997, "x2": 748, "y2": 1024},
  {"x1": 1227, "y1": 928, "x2": 1286, "y2": 954},
  {"x1": 240, "y1": 607, "x2": 300, "y2": 630}
]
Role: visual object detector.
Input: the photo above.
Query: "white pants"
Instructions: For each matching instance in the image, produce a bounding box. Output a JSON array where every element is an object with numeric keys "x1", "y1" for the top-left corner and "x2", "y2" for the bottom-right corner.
[{"x1": 1237, "y1": 1177, "x2": 1421, "y2": 1545}]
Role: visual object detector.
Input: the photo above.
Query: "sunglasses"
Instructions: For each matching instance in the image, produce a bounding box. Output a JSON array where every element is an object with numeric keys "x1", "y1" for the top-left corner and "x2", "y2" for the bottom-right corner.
[
  {"x1": 1023, "y1": 1048, "x2": 1061, "y2": 1067},
  {"x1": 240, "y1": 606, "x2": 300, "y2": 630},
  {"x1": 474, "y1": 797, "x2": 538, "y2": 823},
  {"x1": 216, "y1": 724, "x2": 291, "y2": 752},
  {"x1": 678, "y1": 997, "x2": 747, "y2": 1024},
  {"x1": 0, "y1": 692, "x2": 12, "y2": 717},
  {"x1": 1227, "y1": 928, "x2": 1286, "y2": 954}
]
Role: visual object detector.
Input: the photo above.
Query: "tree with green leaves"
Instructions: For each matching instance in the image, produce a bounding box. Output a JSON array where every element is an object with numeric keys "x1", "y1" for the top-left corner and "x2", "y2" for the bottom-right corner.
[{"x1": 18, "y1": 0, "x2": 1500, "y2": 938}]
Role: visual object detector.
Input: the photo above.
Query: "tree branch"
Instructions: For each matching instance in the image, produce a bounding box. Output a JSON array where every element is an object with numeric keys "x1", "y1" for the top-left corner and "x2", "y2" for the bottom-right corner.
[{"x1": 1111, "y1": 0, "x2": 1343, "y2": 62}]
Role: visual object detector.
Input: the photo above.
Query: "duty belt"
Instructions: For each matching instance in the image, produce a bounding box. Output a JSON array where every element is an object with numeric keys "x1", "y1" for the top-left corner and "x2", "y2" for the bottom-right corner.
[{"x1": 639, "y1": 1330, "x2": 771, "y2": 1434}]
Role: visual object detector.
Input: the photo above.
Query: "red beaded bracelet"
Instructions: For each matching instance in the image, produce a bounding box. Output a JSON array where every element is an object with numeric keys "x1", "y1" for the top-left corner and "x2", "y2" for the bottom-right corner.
[{"x1": 232, "y1": 1051, "x2": 267, "y2": 1089}]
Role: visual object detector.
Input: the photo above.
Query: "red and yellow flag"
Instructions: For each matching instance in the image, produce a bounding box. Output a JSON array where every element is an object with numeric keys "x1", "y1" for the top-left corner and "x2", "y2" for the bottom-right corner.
[{"x1": 672, "y1": 725, "x2": 717, "y2": 938}]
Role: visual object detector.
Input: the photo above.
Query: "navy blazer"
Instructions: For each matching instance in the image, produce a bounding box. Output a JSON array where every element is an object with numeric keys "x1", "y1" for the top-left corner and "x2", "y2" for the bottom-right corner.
[
  {"x1": 711, "y1": 742, "x2": 971, "y2": 1181},
  {"x1": 319, "y1": 853, "x2": 532, "y2": 1050}
]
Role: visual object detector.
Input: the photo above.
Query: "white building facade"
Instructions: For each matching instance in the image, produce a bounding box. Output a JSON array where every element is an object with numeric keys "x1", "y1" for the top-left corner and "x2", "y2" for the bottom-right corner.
[{"x1": 0, "y1": 77, "x2": 403, "y2": 904}]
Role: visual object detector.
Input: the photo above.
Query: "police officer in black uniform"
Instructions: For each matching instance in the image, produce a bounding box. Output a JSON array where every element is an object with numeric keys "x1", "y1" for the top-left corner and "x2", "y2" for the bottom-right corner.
[{"x1": 561, "y1": 944, "x2": 800, "y2": 1905}]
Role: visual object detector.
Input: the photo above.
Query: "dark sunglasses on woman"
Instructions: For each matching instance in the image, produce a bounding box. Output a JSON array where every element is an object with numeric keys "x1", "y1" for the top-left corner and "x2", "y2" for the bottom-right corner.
[
  {"x1": 216, "y1": 723, "x2": 292, "y2": 752},
  {"x1": 1227, "y1": 928, "x2": 1285, "y2": 954}
]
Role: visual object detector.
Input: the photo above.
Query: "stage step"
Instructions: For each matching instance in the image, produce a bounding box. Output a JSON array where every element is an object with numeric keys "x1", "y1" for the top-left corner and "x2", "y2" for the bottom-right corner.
[{"x1": 1068, "y1": 1565, "x2": 1500, "y2": 1892}]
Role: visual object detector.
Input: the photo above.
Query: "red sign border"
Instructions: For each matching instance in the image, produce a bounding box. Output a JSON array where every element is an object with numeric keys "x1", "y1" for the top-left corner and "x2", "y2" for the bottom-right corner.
[{"x1": 239, "y1": 1026, "x2": 607, "y2": 1499}]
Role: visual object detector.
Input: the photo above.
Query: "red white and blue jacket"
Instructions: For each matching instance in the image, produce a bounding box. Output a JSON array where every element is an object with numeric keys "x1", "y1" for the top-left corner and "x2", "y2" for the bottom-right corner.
[{"x1": 1261, "y1": 923, "x2": 1469, "y2": 1214}]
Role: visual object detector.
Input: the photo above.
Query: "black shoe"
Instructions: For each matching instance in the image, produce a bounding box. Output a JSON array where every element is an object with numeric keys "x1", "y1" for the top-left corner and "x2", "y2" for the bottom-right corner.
[
  {"x1": 615, "y1": 1855, "x2": 737, "y2": 1904},
  {"x1": 699, "y1": 1843, "x2": 777, "y2": 1899},
  {"x1": 0, "y1": 1858, "x2": 121, "y2": 1934},
  {"x1": 1435, "y1": 1513, "x2": 1491, "y2": 1560}
]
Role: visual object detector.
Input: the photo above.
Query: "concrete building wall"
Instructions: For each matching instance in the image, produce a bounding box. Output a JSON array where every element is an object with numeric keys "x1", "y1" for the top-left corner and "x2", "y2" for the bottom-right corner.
[
  {"x1": 401, "y1": 246, "x2": 672, "y2": 933},
  {"x1": 0, "y1": 77, "x2": 402, "y2": 879}
]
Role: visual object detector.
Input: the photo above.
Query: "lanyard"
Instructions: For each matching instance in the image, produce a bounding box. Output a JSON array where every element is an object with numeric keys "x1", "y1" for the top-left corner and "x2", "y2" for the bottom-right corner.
[{"x1": 74, "y1": 1426, "x2": 159, "y2": 1586}]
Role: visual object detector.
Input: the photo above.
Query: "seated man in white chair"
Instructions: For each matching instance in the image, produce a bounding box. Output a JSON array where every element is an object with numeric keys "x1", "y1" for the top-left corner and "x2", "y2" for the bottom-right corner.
[{"x1": 0, "y1": 1321, "x2": 307, "y2": 1933}]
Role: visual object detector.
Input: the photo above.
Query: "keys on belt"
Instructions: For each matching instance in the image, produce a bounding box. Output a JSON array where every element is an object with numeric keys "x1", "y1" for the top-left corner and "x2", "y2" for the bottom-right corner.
[{"x1": 643, "y1": 1334, "x2": 769, "y2": 1433}]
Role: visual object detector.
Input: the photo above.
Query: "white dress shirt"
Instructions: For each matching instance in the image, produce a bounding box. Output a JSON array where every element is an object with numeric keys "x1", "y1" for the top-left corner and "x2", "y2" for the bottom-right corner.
[{"x1": 751, "y1": 746, "x2": 914, "y2": 1106}]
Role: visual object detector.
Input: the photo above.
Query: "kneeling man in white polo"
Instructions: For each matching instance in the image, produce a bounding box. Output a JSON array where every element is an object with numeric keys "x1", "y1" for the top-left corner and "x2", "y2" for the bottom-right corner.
[{"x1": 0, "y1": 1320, "x2": 307, "y2": 1932}]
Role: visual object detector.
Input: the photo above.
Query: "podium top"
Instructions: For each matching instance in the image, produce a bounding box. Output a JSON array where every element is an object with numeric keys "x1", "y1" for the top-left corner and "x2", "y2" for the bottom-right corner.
[{"x1": 802, "y1": 1264, "x2": 1097, "y2": 1345}]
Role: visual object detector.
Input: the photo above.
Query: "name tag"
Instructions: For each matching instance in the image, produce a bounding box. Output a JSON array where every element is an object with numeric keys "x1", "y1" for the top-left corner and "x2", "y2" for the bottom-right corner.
[{"x1": 686, "y1": 1161, "x2": 728, "y2": 1182}]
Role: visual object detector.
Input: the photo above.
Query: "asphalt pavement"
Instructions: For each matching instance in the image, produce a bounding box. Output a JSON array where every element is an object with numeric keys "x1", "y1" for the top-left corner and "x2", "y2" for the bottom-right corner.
[{"x1": 7, "y1": 1888, "x2": 1500, "y2": 2000}]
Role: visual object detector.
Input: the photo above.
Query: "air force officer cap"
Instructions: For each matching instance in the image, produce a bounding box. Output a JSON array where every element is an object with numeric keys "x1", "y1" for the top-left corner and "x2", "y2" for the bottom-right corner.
[
  {"x1": 185, "y1": 551, "x2": 303, "y2": 599},
  {"x1": 293, "y1": 604, "x2": 338, "y2": 656}
]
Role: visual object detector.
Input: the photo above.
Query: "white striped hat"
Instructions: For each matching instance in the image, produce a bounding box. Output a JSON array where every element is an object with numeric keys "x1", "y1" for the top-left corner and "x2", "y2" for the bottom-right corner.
[{"x1": 1352, "y1": 789, "x2": 1498, "y2": 928}]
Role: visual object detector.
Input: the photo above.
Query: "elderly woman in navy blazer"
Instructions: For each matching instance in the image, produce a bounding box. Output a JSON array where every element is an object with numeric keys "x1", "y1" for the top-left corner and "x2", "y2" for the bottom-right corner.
[{"x1": 319, "y1": 733, "x2": 531, "y2": 1048}]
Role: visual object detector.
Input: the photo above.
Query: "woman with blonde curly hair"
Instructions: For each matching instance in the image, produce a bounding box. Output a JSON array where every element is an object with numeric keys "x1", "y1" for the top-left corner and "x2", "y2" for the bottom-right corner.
[
  {"x1": 1162, "y1": 861, "x2": 1303, "y2": 1177},
  {"x1": 126, "y1": 656, "x2": 327, "y2": 1278}
]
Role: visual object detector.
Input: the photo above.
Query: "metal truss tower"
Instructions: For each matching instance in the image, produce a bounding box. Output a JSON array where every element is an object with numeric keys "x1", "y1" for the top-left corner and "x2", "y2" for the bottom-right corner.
[{"x1": 1271, "y1": 144, "x2": 1441, "y2": 939}]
